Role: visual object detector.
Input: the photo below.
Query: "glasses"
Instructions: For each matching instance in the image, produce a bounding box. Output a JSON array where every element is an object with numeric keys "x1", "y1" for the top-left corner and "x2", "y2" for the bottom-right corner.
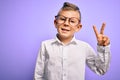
[{"x1": 55, "y1": 15, "x2": 80, "y2": 26}]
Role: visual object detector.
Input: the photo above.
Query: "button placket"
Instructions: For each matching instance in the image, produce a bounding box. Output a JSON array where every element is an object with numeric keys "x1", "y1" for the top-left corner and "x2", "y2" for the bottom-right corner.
[{"x1": 62, "y1": 46, "x2": 68, "y2": 80}]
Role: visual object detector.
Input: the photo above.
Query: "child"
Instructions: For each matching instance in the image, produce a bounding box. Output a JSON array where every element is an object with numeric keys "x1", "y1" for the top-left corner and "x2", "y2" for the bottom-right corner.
[{"x1": 34, "y1": 2, "x2": 110, "y2": 80}]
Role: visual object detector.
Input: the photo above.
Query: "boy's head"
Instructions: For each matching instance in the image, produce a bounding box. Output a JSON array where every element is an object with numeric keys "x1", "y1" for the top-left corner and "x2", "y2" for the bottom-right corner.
[{"x1": 54, "y1": 2, "x2": 82, "y2": 40}]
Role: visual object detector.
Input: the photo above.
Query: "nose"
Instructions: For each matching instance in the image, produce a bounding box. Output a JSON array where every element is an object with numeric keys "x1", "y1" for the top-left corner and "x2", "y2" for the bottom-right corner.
[{"x1": 64, "y1": 19, "x2": 69, "y2": 26}]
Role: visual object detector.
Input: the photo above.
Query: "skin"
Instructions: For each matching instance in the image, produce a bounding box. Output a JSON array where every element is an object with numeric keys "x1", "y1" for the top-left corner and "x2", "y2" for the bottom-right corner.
[
  {"x1": 93, "y1": 23, "x2": 110, "y2": 46},
  {"x1": 54, "y1": 10, "x2": 110, "y2": 46},
  {"x1": 54, "y1": 10, "x2": 82, "y2": 44}
]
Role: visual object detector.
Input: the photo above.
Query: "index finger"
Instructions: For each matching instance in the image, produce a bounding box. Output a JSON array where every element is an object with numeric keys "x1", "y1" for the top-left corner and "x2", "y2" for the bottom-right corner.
[
  {"x1": 93, "y1": 25, "x2": 99, "y2": 38},
  {"x1": 100, "y1": 23, "x2": 106, "y2": 34}
]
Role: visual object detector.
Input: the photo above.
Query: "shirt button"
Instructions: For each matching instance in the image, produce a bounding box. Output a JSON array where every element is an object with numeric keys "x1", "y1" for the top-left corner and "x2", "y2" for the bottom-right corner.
[{"x1": 63, "y1": 73, "x2": 66, "y2": 76}]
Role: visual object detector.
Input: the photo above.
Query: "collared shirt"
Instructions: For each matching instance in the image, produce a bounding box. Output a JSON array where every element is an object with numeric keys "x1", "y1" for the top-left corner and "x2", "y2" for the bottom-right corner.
[{"x1": 34, "y1": 37, "x2": 110, "y2": 80}]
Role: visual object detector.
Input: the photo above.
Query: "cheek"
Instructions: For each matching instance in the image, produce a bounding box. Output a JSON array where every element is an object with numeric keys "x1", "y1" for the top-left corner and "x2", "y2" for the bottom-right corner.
[
  {"x1": 71, "y1": 27, "x2": 77, "y2": 32},
  {"x1": 56, "y1": 26, "x2": 61, "y2": 32}
]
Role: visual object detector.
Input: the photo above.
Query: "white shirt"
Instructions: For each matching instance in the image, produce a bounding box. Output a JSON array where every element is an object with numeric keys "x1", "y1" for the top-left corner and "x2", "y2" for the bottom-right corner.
[{"x1": 34, "y1": 37, "x2": 110, "y2": 80}]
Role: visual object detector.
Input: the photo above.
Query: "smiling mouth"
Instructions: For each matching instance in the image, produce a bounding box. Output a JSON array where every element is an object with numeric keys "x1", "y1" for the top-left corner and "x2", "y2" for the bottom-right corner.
[{"x1": 61, "y1": 28, "x2": 70, "y2": 31}]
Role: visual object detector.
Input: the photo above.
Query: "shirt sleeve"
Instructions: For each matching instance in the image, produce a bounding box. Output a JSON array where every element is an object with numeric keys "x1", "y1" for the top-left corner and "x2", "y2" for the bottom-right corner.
[
  {"x1": 86, "y1": 44, "x2": 111, "y2": 75},
  {"x1": 34, "y1": 42, "x2": 46, "y2": 80}
]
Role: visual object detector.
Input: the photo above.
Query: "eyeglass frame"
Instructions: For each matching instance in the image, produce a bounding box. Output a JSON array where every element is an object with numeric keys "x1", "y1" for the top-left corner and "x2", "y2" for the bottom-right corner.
[{"x1": 55, "y1": 15, "x2": 81, "y2": 27}]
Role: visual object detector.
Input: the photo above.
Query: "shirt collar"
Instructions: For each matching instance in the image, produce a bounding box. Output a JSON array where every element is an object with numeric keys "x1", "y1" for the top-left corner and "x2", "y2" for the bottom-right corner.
[{"x1": 52, "y1": 35, "x2": 78, "y2": 45}]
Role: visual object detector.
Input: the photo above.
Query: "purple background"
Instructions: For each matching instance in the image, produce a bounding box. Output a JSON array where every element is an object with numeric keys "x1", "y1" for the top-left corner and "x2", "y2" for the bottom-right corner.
[{"x1": 0, "y1": 0, "x2": 119, "y2": 80}]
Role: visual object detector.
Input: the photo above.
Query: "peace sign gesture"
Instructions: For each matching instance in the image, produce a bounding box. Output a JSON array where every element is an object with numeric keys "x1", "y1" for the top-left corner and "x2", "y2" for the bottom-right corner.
[{"x1": 93, "y1": 23, "x2": 110, "y2": 46}]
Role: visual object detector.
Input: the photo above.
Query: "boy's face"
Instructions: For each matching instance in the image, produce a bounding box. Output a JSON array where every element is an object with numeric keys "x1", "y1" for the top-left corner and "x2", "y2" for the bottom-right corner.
[{"x1": 54, "y1": 10, "x2": 82, "y2": 39}]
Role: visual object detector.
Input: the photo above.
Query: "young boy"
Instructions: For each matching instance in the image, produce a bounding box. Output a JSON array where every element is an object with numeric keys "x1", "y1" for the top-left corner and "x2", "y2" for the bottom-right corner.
[{"x1": 34, "y1": 2, "x2": 110, "y2": 80}]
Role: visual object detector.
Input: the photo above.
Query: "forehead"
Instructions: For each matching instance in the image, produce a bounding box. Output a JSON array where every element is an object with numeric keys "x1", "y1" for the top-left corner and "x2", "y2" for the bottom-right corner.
[{"x1": 58, "y1": 10, "x2": 80, "y2": 18}]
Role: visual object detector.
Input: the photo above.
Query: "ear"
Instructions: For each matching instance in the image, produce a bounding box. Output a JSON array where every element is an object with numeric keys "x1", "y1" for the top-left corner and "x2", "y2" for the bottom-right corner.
[
  {"x1": 54, "y1": 19, "x2": 57, "y2": 28},
  {"x1": 75, "y1": 23, "x2": 82, "y2": 32}
]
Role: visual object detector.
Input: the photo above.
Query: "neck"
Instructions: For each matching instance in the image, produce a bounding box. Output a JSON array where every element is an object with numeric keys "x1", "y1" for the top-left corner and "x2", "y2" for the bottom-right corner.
[{"x1": 57, "y1": 35, "x2": 74, "y2": 45}]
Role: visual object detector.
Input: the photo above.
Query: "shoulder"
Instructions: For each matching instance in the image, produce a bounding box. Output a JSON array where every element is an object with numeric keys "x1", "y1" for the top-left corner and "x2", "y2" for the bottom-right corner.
[
  {"x1": 75, "y1": 39, "x2": 92, "y2": 48},
  {"x1": 76, "y1": 39, "x2": 89, "y2": 46},
  {"x1": 76, "y1": 39, "x2": 95, "y2": 53},
  {"x1": 41, "y1": 39, "x2": 56, "y2": 45}
]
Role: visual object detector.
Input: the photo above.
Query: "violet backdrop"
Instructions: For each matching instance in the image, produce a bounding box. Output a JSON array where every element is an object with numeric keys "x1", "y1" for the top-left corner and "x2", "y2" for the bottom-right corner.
[{"x1": 0, "y1": 0, "x2": 119, "y2": 80}]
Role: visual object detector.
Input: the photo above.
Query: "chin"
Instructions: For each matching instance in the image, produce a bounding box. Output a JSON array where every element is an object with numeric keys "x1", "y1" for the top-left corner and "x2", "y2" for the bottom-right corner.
[{"x1": 59, "y1": 33, "x2": 72, "y2": 39}]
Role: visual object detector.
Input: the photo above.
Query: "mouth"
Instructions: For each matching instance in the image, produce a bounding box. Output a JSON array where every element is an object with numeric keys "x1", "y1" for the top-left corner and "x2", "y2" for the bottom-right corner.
[{"x1": 61, "y1": 28, "x2": 70, "y2": 32}]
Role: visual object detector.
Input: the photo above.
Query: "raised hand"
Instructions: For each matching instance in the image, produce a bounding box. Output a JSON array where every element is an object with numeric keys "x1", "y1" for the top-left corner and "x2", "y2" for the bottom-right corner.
[{"x1": 93, "y1": 23, "x2": 110, "y2": 46}]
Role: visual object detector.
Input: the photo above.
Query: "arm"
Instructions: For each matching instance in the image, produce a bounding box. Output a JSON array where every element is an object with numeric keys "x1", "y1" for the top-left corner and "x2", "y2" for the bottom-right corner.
[
  {"x1": 34, "y1": 42, "x2": 46, "y2": 80},
  {"x1": 86, "y1": 44, "x2": 111, "y2": 75},
  {"x1": 86, "y1": 23, "x2": 111, "y2": 75}
]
